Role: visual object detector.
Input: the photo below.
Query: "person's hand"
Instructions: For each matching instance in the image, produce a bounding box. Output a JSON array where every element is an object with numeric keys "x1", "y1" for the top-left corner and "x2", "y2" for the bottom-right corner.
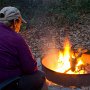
[{"x1": 85, "y1": 64, "x2": 90, "y2": 73}]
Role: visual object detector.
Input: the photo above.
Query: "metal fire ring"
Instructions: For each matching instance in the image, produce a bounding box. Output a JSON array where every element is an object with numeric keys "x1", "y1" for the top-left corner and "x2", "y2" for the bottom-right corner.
[{"x1": 41, "y1": 51, "x2": 90, "y2": 87}]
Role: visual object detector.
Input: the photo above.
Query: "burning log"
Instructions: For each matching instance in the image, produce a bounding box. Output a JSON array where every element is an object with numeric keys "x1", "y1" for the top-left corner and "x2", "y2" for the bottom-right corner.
[
  {"x1": 70, "y1": 48, "x2": 87, "y2": 71},
  {"x1": 64, "y1": 48, "x2": 88, "y2": 73}
]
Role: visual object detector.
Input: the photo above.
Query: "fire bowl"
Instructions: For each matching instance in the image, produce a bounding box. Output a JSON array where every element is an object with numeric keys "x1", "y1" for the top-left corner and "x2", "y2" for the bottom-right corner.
[{"x1": 41, "y1": 51, "x2": 90, "y2": 87}]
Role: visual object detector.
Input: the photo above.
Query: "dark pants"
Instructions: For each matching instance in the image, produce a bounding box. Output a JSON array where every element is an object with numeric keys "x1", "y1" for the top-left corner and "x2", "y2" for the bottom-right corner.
[{"x1": 18, "y1": 70, "x2": 45, "y2": 90}]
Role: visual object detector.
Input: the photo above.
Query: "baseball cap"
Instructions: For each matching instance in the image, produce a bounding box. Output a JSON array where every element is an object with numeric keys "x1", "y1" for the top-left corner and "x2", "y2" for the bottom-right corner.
[{"x1": 0, "y1": 6, "x2": 27, "y2": 23}]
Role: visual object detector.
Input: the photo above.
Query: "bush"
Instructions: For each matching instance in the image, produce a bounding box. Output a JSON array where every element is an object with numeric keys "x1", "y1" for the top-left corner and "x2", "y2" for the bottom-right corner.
[
  {"x1": 0, "y1": 0, "x2": 90, "y2": 26},
  {"x1": 44, "y1": 0, "x2": 90, "y2": 26}
]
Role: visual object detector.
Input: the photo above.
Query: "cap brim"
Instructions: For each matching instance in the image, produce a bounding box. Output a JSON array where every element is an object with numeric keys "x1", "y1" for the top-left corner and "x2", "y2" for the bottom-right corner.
[{"x1": 22, "y1": 18, "x2": 27, "y2": 24}]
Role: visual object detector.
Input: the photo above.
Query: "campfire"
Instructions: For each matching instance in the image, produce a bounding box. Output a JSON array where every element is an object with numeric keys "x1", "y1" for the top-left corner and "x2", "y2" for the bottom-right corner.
[
  {"x1": 55, "y1": 38, "x2": 88, "y2": 74},
  {"x1": 42, "y1": 37, "x2": 90, "y2": 87}
]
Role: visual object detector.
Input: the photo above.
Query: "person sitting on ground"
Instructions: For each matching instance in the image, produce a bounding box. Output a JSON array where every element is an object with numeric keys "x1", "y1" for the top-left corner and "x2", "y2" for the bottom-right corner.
[{"x1": 0, "y1": 6, "x2": 47, "y2": 90}]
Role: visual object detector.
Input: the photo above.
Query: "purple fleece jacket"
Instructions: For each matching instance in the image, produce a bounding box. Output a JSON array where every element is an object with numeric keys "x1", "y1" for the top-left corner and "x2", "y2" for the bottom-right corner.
[{"x1": 0, "y1": 23, "x2": 38, "y2": 83}]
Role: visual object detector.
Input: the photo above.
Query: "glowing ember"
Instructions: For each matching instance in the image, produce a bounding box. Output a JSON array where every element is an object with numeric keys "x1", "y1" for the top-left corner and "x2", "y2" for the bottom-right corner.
[{"x1": 55, "y1": 38, "x2": 86, "y2": 74}]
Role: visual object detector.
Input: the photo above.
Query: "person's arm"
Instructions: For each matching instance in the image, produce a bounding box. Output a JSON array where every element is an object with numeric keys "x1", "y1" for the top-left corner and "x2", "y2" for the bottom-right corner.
[{"x1": 16, "y1": 35, "x2": 38, "y2": 74}]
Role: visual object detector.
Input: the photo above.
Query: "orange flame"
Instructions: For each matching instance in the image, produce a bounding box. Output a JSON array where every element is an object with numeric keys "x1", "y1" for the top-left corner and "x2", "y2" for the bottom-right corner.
[{"x1": 55, "y1": 38, "x2": 85, "y2": 74}]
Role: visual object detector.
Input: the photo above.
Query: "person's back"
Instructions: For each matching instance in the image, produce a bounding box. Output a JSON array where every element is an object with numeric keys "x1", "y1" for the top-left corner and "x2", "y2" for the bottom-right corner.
[
  {"x1": 0, "y1": 23, "x2": 23, "y2": 83},
  {"x1": 0, "y1": 6, "x2": 48, "y2": 90}
]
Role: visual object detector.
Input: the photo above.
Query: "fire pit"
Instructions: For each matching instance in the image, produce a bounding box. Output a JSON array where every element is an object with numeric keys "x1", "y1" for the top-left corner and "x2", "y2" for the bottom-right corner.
[{"x1": 41, "y1": 39, "x2": 90, "y2": 87}]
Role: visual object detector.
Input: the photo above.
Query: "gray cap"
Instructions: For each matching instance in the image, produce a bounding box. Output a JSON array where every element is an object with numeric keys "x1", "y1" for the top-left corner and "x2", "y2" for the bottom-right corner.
[{"x1": 0, "y1": 6, "x2": 26, "y2": 23}]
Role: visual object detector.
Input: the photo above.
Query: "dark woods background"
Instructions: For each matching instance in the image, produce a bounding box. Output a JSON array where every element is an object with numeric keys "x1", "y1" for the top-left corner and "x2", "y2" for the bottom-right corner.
[{"x1": 0, "y1": 0, "x2": 90, "y2": 28}]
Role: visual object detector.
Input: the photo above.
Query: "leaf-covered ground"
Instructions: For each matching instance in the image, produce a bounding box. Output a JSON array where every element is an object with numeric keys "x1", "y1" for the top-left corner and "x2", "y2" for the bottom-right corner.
[{"x1": 20, "y1": 14, "x2": 90, "y2": 59}]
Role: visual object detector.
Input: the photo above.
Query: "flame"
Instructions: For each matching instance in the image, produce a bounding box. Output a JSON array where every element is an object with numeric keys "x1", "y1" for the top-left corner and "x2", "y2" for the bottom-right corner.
[{"x1": 55, "y1": 38, "x2": 85, "y2": 74}]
